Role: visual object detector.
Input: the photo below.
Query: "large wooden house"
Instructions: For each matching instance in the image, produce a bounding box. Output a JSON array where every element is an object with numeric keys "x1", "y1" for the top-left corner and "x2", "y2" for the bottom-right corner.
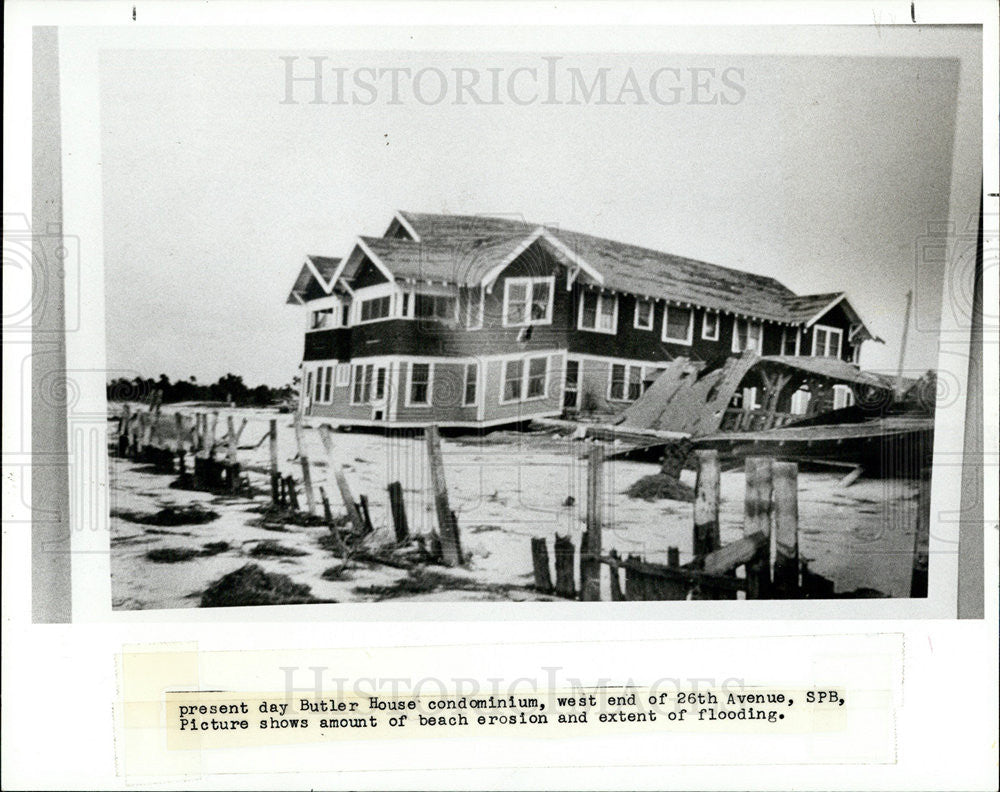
[{"x1": 287, "y1": 211, "x2": 879, "y2": 429}]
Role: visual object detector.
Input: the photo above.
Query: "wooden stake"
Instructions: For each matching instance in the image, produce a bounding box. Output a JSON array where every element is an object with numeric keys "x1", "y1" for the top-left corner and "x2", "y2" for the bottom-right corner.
[
  {"x1": 292, "y1": 413, "x2": 316, "y2": 515},
  {"x1": 910, "y1": 469, "x2": 931, "y2": 598},
  {"x1": 268, "y1": 419, "x2": 280, "y2": 506},
  {"x1": 530, "y1": 537, "x2": 553, "y2": 594},
  {"x1": 743, "y1": 457, "x2": 774, "y2": 598},
  {"x1": 581, "y1": 444, "x2": 604, "y2": 601},
  {"x1": 284, "y1": 474, "x2": 299, "y2": 512},
  {"x1": 667, "y1": 546, "x2": 680, "y2": 568},
  {"x1": 553, "y1": 534, "x2": 576, "y2": 598},
  {"x1": 771, "y1": 461, "x2": 800, "y2": 594},
  {"x1": 334, "y1": 467, "x2": 366, "y2": 534},
  {"x1": 318, "y1": 485, "x2": 348, "y2": 556},
  {"x1": 359, "y1": 494, "x2": 374, "y2": 534},
  {"x1": 608, "y1": 549, "x2": 624, "y2": 601},
  {"x1": 226, "y1": 415, "x2": 238, "y2": 463},
  {"x1": 693, "y1": 449, "x2": 721, "y2": 557},
  {"x1": 207, "y1": 412, "x2": 218, "y2": 456},
  {"x1": 387, "y1": 481, "x2": 409, "y2": 542},
  {"x1": 425, "y1": 425, "x2": 462, "y2": 566}
]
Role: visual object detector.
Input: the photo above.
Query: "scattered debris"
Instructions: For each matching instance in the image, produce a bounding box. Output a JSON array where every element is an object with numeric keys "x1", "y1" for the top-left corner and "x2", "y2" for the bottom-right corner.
[
  {"x1": 200, "y1": 563, "x2": 325, "y2": 607},
  {"x1": 248, "y1": 540, "x2": 308, "y2": 558},
  {"x1": 624, "y1": 473, "x2": 696, "y2": 503},
  {"x1": 113, "y1": 504, "x2": 219, "y2": 527},
  {"x1": 146, "y1": 547, "x2": 202, "y2": 563}
]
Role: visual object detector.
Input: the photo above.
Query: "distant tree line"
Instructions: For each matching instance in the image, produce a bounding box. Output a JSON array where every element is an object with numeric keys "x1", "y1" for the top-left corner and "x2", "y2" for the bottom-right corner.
[{"x1": 106, "y1": 373, "x2": 298, "y2": 406}]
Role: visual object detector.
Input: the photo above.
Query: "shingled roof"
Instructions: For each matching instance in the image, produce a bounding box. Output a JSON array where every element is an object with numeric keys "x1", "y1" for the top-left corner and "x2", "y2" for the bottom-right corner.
[{"x1": 290, "y1": 211, "x2": 877, "y2": 338}]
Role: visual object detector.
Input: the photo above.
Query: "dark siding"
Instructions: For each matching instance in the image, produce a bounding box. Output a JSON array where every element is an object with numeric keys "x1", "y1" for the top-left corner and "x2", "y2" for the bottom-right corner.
[
  {"x1": 352, "y1": 257, "x2": 389, "y2": 289},
  {"x1": 303, "y1": 328, "x2": 352, "y2": 362},
  {"x1": 800, "y1": 303, "x2": 855, "y2": 361}
]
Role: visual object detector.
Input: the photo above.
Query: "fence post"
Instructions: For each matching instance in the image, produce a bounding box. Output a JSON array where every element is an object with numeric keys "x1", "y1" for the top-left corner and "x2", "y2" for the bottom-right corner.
[
  {"x1": 771, "y1": 461, "x2": 800, "y2": 594},
  {"x1": 284, "y1": 474, "x2": 299, "y2": 512},
  {"x1": 334, "y1": 467, "x2": 366, "y2": 534},
  {"x1": 425, "y1": 425, "x2": 462, "y2": 566},
  {"x1": 743, "y1": 456, "x2": 774, "y2": 598},
  {"x1": 608, "y1": 549, "x2": 625, "y2": 601},
  {"x1": 530, "y1": 537, "x2": 554, "y2": 594},
  {"x1": 387, "y1": 481, "x2": 409, "y2": 542},
  {"x1": 693, "y1": 449, "x2": 721, "y2": 557},
  {"x1": 910, "y1": 469, "x2": 931, "y2": 597},
  {"x1": 268, "y1": 419, "x2": 280, "y2": 507},
  {"x1": 293, "y1": 412, "x2": 317, "y2": 516},
  {"x1": 318, "y1": 485, "x2": 348, "y2": 556},
  {"x1": 553, "y1": 534, "x2": 576, "y2": 598},
  {"x1": 581, "y1": 444, "x2": 604, "y2": 602}
]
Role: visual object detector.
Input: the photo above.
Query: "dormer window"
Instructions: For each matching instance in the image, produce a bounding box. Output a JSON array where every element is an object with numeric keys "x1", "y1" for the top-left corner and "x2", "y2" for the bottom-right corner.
[
  {"x1": 310, "y1": 308, "x2": 334, "y2": 330},
  {"x1": 503, "y1": 276, "x2": 554, "y2": 327},
  {"x1": 812, "y1": 324, "x2": 843, "y2": 358}
]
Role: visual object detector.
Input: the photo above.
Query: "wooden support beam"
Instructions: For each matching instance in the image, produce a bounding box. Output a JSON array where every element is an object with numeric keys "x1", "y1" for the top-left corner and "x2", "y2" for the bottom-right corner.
[
  {"x1": 581, "y1": 444, "x2": 604, "y2": 601},
  {"x1": 553, "y1": 534, "x2": 576, "y2": 598},
  {"x1": 425, "y1": 425, "x2": 462, "y2": 566},
  {"x1": 693, "y1": 449, "x2": 721, "y2": 557},
  {"x1": 702, "y1": 531, "x2": 768, "y2": 575},
  {"x1": 387, "y1": 481, "x2": 409, "y2": 542},
  {"x1": 530, "y1": 537, "x2": 554, "y2": 594},
  {"x1": 334, "y1": 467, "x2": 366, "y2": 534},
  {"x1": 359, "y1": 494, "x2": 375, "y2": 534},
  {"x1": 743, "y1": 457, "x2": 774, "y2": 598},
  {"x1": 608, "y1": 549, "x2": 625, "y2": 601},
  {"x1": 268, "y1": 419, "x2": 280, "y2": 506},
  {"x1": 771, "y1": 461, "x2": 800, "y2": 593}
]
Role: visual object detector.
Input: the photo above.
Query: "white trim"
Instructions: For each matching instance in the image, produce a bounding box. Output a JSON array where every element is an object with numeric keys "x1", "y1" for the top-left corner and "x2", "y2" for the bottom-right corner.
[
  {"x1": 502, "y1": 275, "x2": 554, "y2": 327},
  {"x1": 463, "y1": 362, "x2": 479, "y2": 406},
  {"x1": 606, "y1": 361, "x2": 645, "y2": 402},
  {"x1": 312, "y1": 411, "x2": 563, "y2": 431},
  {"x1": 404, "y1": 361, "x2": 434, "y2": 408},
  {"x1": 480, "y1": 227, "x2": 603, "y2": 292},
  {"x1": 662, "y1": 304, "x2": 694, "y2": 345},
  {"x1": 355, "y1": 237, "x2": 399, "y2": 284},
  {"x1": 633, "y1": 298, "x2": 654, "y2": 330},
  {"x1": 562, "y1": 355, "x2": 582, "y2": 411},
  {"x1": 577, "y1": 290, "x2": 619, "y2": 335},
  {"x1": 731, "y1": 317, "x2": 764, "y2": 354},
  {"x1": 303, "y1": 256, "x2": 334, "y2": 294},
  {"x1": 499, "y1": 354, "x2": 551, "y2": 404},
  {"x1": 392, "y1": 211, "x2": 422, "y2": 242},
  {"x1": 701, "y1": 311, "x2": 720, "y2": 341},
  {"x1": 803, "y1": 293, "x2": 847, "y2": 328},
  {"x1": 811, "y1": 323, "x2": 843, "y2": 358}
]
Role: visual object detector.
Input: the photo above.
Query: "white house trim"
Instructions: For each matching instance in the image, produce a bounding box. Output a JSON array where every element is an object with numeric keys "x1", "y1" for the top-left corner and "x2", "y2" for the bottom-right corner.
[
  {"x1": 661, "y1": 304, "x2": 694, "y2": 345},
  {"x1": 393, "y1": 211, "x2": 422, "y2": 242},
  {"x1": 480, "y1": 227, "x2": 603, "y2": 293},
  {"x1": 304, "y1": 256, "x2": 334, "y2": 295},
  {"x1": 404, "y1": 360, "x2": 434, "y2": 408}
]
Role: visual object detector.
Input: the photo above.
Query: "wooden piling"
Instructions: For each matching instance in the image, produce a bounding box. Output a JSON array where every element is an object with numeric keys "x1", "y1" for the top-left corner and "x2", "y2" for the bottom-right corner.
[
  {"x1": 553, "y1": 534, "x2": 576, "y2": 598},
  {"x1": 207, "y1": 412, "x2": 218, "y2": 456},
  {"x1": 318, "y1": 485, "x2": 348, "y2": 556},
  {"x1": 268, "y1": 419, "x2": 280, "y2": 506},
  {"x1": 771, "y1": 461, "x2": 800, "y2": 593},
  {"x1": 910, "y1": 469, "x2": 931, "y2": 598},
  {"x1": 334, "y1": 467, "x2": 366, "y2": 534},
  {"x1": 667, "y1": 546, "x2": 680, "y2": 568},
  {"x1": 293, "y1": 413, "x2": 316, "y2": 516},
  {"x1": 581, "y1": 444, "x2": 604, "y2": 602},
  {"x1": 284, "y1": 475, "x2": 299, "y2": 512},
  {"x1": 425, "y1": 425, "x2": 462, "y2": 566},
  {"x1": 387, "y1": 481, "x2": 409, "y2": 542},
  {"x1": 743, "y1": 457, "x2": 774, "y2": 598},
  {"x1": 608, "y1": 549, "x2": 625, "y2": 601},
  {"x1": 359, "y1": 494, "x2": 374, "y2": 534},
  {"x1": 530, "y1": 537, "x2": 554, "y2": 594},
  {"x1": 117, "y1": 404, "x2": 131, "y2": 456},
  {"x1": 693, "y1": 449, "x2": 721, "y2": 557}
]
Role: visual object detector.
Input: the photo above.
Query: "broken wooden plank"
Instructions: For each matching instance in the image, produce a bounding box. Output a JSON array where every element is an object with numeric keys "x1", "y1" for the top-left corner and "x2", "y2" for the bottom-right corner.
[
  {"x1": 553, "y1": 534, "x2": 576, "y2": 598},
  {"x1": 581, "y1": 444, "x2": 604, "y2": 602},
  {"x1": 701, "y1": 531, "x2": 768, "y2": 576},
  {"x1": 530, "y1": 537, "x2": 554, "y2": 594},
  {"x1": 425, "y1": 425, "x2": 462, "y2": 566},
  {"x1": 333, "y1": 466, "x2": 366, "y2": 534},
  {"x1": 386, "y1": 481, "x2": 409, "y2": 542},
  {"x1": 772, "y1": 461, "x2": 800, "y2": 593},
  {"x1": 743, "y1": 456, "x2": 774, "y2": 598},
  {"x1": 693, "y1": 449, "x2": 721, "y2": 557}
]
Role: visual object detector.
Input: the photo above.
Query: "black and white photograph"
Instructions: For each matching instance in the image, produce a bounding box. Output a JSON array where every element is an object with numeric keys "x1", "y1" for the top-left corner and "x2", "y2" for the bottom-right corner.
[
  {"x1": 94, "y1": 32, "x2": 978, "y2": 609},
  {"x1": 3, "y1": 3, "x2": 997, "y2": 791}
]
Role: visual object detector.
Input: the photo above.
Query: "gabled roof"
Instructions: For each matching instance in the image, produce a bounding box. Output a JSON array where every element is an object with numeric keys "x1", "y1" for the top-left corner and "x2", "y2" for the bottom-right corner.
[
  {"x1": 286, "y1": 255, "x2": 342, "y2": 304},
  {"x1": 288, "y1": 211, "x2": 879, "y2": 341}
]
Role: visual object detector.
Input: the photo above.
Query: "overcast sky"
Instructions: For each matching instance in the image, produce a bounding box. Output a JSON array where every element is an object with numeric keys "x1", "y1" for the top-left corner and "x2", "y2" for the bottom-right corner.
[{"x1": 100, "y1": 28, "x2": 979, "y2": 386}]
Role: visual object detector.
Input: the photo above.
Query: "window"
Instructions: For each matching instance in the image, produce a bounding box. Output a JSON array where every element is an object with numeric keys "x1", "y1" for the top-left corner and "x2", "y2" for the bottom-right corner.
[
  {"x1": 342, "y1": 304, "x2": 351, "y2": 326},
  {"x1": 335, "y1": 364, "x2": 350, "y2": 387},
  {"x1": 743, "y1": 386, "x2": 762, "y2": 410},
  {"x1": 323, "y1": 366, "x2": 333, "y2": 402},
  {"x1": 464, "y1": 363, "x2": 478, "y2": 406},
  {"x1": 502, "y1": 357, "x2": 548, "y2": 402},
  {"x1": 351, "y1": 364, "x2": 375, "y2": 404},
  {"x1": 503, "y1": 277, "x2": 554, "y2": 326},
  {"x1": 306, "y1": 371, "x2": 314, "y2": 403},
  {"x1": 400, "y1": 292, "x2": 410, "y2": 317},
  {"x1": 563, "y1": 359, "x2": 580, "y2": 409},
  {"x1": 360, "y1": 296, "x2": 391, "y2": 322},
  {"x1": 502, "y1": 360, "x2": 522, "y2": 402},
  {"x1": 314, "y1": 367, "x2": 324, "y2": 401},
  {"x1": 311, "y1": 308, "x2": 333, "y2": 329},
  {"x1": 662, "y1": 305, "x2": 694, "y2": 345},
  {"x1": 578, "y1": 291, "x2": 618, "y2": 334},
  {"x1": 526, "y1": 357, "x2": 547, "y2": 399},
  {"x1": 781, "y1": 327, "x2": 799, "y2": 356},
  {"x1": 609, "y1": 364, "x2": 643, "y2": 401},
  {"x1": 732, "y1": 319, "x2": 763, "y2": 353},
  {"x1": 812, "y1": 324, "x2": 843, "y2": 358},
  {"x1": 634, "y1": 299, "x2": 654, "y2": 330},
  {"x1": 414, "y1": 294, "x2": 457, "y2": 321},
  {"x1": 790, "y1": 388, "x2": 811, "y2": 415},
  {"x1": 374, "y1": 367, "x2": 386, "y2": 400},
  {"x1": 408, "y1": 363, "x2": 431, "y2": 406},
  {"x1": 702, "y1": 312, "x2": 720, "y2": 341}
]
